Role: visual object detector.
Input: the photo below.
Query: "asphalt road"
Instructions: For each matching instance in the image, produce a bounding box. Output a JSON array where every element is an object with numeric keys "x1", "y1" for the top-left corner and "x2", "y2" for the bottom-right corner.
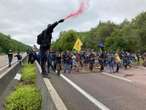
[
  {"x1": 0, "y1": 55, "x2": 8, "y2": 67},
  {"x1": 0, "y1": 54, "x2": 26, "y2": 73},
  {"x1": 50, "y1": 72, "x2": 146, "y2": 110}
]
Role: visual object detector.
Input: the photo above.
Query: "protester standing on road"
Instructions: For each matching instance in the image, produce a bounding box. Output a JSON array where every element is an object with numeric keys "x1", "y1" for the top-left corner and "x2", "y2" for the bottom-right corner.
[
  {"x1": 47, "y1": 51, "x2": 55, "y2": 73},
  {"x1": 108, "y1": 52, "x2": 114, "y2": 73},
  {"x1": 114, "y1": 51, "x2": 121, "y2": 72},
  {"x1": 37, "y1": 19, "x2": 64, "y2": 76},
  {"x1": 7, "y1": 49, "x2": 13, "y2": 67},
  {"x1": 98, "y1": 52, "x2": 105, "y2": 72},
  {"x1": 56, "y1": 52, "x2": 62, "y2": 75},
  {"x1": 89, "y1": 52, "x2": 95, "y2": 72}
]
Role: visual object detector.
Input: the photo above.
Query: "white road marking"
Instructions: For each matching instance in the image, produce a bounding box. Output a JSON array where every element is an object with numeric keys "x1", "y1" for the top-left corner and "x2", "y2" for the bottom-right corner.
[
  {"x1": 0, "y1": 63, "x2": 18, "y2": 79},
  {"x1": 0, "y1": 55, "x2": 26, "y2": 79},
  {"x1": 44, "y1": 78, "x2": 68, "y2": 110},
  {"x1": 61, "y1": 74, "x2": 110, "y2": 110},
  {"x1": 0, "y1": 65, "x2": 8, "y2": 71},
  {"x1": 0, "y1": 61, "x2": 17, "y2": 71},
  {"x1": 35, "y1": 61, "x2": 68, "y2": 110},
  {"x1": 102, "y1": 72, "x2": 132, "y2": 83},
  {"x1": 14, "y1": 73, "x2": 21, "y2": 80}
]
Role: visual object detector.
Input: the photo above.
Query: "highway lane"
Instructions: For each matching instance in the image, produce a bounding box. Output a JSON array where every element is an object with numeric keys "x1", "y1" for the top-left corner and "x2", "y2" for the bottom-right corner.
[
  {"x1": 50, "y1": 74, "x2": 99, "y2": 110},
  {"x1": 50, "y1": 72, "x2": 146, "y2": 110},
  {"x1": 0, "y1": 53, "x2": 26, "y2": 73},
  {"x1": 0, "y1": 55, "x2": 8, "y2": 68}
]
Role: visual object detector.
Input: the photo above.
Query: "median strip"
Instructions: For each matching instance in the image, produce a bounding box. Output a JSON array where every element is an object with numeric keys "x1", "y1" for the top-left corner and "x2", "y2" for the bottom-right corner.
[{"x1": 4, "y1": 63, "x2": 42, "y2": 110}]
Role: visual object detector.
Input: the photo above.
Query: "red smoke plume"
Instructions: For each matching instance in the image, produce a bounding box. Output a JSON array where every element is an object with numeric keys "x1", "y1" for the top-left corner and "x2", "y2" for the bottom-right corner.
[{"x1": 64, "y1": 0, "x2": 89, "y2": 20}]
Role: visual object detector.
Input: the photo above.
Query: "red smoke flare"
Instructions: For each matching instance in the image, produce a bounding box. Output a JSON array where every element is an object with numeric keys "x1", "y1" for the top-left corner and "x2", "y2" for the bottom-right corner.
[{"x1": 64, "y1": 0, "x2": 89, "y2": 20}]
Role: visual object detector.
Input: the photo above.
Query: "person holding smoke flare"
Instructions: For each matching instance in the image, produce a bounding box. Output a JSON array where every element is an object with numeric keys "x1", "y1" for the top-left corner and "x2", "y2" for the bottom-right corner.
[{"x1": 37, "y1": 19, "x2": 64, "y2": 77}]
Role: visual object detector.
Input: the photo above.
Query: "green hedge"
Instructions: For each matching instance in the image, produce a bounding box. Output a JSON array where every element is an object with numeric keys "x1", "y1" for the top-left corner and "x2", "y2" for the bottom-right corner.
[
  {"x1": 5, "y1": 63, "x2": 42, "y2": 110},
  {"x1": 21, "y1": 64, "x2": 36, "y2": 84},
  {"x1": 5, "y1": 85, "x2": 41, "y2": 110}
]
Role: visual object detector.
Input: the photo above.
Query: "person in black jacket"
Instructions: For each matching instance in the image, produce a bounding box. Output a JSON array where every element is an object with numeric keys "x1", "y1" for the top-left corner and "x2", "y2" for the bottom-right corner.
[
  {"x1": 37, "y1": 19, "x2": 64, "y2": 76},
  {"x1": 7, "y1": 49, "x2": 13, "y2": 67}
]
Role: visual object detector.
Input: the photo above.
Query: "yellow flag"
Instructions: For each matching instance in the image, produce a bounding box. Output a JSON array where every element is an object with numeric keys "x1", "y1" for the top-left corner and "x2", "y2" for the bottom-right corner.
[{"x1": 73, "y1": 38, "x2": 83, "y2": 52}]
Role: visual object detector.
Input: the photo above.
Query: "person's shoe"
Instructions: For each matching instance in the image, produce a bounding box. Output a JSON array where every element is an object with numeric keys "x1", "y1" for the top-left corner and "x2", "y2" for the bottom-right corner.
[
  {"x1": 41, "y1": 72, "x2": 47, "y2": 76},
  {"x1": 41, "y1": 72, "x2": 51, "y2": 78}
]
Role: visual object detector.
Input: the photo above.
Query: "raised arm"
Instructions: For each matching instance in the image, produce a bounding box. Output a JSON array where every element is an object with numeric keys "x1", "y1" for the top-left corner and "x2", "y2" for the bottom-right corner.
[{"x1": 46, "y1": 19, "x2": 64, "y2": 33}]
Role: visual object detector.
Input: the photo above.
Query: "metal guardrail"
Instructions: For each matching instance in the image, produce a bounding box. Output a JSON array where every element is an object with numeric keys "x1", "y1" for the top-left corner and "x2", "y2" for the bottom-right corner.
[{"x1": 0, "y1": 55, "x2": 27, "y2": 96}]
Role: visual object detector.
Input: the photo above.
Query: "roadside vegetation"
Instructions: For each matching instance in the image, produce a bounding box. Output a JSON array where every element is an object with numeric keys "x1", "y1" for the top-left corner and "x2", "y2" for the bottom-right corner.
[
  {"x1": 52, "y1": 11, "x2": 146, "y2": 52},
  {"x1": 5, "y1": 63, "x2": 42, "y2": 110},
  {"x1": 0, "y1": 33, "x2": 30, "y2": 54}
]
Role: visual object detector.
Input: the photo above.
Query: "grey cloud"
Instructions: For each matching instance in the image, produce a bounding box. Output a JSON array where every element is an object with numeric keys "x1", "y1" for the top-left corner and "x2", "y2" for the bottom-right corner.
[{"x1": 0, "y1": 0, "x2": 146, "y2": 45}]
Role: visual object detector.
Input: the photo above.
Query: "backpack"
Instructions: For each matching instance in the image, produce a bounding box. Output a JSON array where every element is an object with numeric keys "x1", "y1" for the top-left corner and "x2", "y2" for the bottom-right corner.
[{"x1": 37, "y1": 30, "x2": 52, "y2": 48}]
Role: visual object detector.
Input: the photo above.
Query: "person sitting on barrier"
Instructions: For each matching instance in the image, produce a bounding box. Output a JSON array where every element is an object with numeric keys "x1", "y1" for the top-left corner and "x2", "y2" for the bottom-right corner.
[
  {"x1": 28, "y1": 49, "x2": 35, "y2": 64},
  {"x1": 15, "y1": 52, "x2": 22, "y2": 65}
]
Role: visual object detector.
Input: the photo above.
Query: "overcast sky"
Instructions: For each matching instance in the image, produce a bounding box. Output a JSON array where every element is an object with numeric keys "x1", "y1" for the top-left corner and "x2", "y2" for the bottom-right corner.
[{"x1": 0, "y1": 0, "x2": 146, "y2": 46}]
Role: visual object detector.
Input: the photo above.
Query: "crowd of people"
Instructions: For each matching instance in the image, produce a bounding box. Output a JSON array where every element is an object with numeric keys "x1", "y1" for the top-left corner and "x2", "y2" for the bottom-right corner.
[{"x1": 27, "y1": 49, "x2": 146, "y2": 76}]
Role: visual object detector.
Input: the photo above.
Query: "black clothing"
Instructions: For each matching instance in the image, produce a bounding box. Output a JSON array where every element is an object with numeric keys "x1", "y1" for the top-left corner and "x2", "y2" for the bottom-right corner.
[
  {"x1": 15, "y1": 54, "x2": 22, "y2": 61},
  {"x1": 28, "y1": 51, "x2": 35, "y2": 64},
  {"x1": 37, "y1": 21, "x2": 60, "y2": 51},
  {"x1": 37, "y1": 19, "x2": 64, "y2": 75},
  {"x1": 8, "y1": 53, "x2": 13, "y2": 67},
  {"x1": 56, "y1": 56, "x2": 61, "y2": 64}
]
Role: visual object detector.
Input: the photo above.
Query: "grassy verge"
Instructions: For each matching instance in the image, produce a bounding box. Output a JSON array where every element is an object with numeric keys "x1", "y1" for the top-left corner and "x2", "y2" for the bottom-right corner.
[
  {"x1": 21, "y1": 64, "x2": 36, "y2": 84},
  {"x1": 5, "y1": 63, "x2": 42, "y2": 110}
]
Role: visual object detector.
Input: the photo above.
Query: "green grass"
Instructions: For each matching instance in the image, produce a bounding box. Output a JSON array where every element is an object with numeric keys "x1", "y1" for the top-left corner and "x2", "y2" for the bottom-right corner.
[
  {"x1": 5, "y1": 85, "x2": 42, "y2": 110},
  {"x1": 21, "y1": 64, "x2": 36, "y2": 84}
]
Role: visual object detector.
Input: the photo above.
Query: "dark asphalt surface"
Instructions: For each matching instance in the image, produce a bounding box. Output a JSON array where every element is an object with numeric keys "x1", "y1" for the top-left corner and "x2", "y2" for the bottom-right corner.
[
  {"x1": 50, "y1": 74, "x2": 99, "y2": 110},
  {"x1": 50, "y1": 72, "x2": 146, "y2": 110}
]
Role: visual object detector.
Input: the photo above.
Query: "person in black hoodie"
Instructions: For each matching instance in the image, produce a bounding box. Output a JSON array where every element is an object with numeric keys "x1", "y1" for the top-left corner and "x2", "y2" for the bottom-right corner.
[
  {"x1": 7, "y1": 49, "x2": 13, "y2": 67},
  {"x1": 37, "y1": 19, "x2": 64, "y2": 76}
]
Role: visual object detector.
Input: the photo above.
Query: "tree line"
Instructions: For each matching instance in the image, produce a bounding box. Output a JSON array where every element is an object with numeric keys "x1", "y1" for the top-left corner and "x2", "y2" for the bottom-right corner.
[
  {"x1": 52, "y1": 11, "x2": 146, "y2": 53},
  {"x1": 0, "y1": 33, "x2": 30, "y2": 54}
]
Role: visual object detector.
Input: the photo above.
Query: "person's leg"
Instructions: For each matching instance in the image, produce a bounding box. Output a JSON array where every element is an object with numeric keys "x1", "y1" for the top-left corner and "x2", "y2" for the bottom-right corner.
[
  {"x1": 68, "y1": 64, "x2": 72, "y2": 73},
  {"x1": 116, "y1": 63, "x2": 119, "y2": 72},
  {"x1": 111, "y1": 64, "x2": 114, "y2": 73},
  {"x1": 50, "y1": 61, "x2": 55, "y2": 72},
  {"x1": 47, "y1": 62, "x2": 51, "y2": 73},
  {"x1": 100, "y1": 63, "x2": 104, "y2": 72},
  {"x1": 40, "y1": 50, "x2": 47, "y2": 74},
  {"x1": 8, "y1": 57, "x2": 12, "y2": 67},
  {"x1": 109, "y1": 63, "x2": 112, "y2": 73},
  {"x1": 64, "y1": 63, "x2": 67, "y2": 73}
]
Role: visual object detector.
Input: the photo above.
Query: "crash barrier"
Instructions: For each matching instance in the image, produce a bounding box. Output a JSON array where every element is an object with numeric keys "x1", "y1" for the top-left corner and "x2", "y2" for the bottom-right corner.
[
  {"x1": 35, "y1": 61, "x2": 57, "y2": 110},
  {"x1": 0, "y1": 55, "x2": 27, "y2": 96}
]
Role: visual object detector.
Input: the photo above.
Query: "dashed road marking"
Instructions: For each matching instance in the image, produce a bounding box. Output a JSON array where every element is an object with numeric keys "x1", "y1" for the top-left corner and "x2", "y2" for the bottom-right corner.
[{"x1": 61, "y1": 74, "x2": 110, "y2": 110}]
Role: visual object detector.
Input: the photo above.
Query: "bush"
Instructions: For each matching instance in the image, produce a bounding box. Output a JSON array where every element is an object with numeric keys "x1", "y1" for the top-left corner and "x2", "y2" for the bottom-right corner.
[
  {"x1": 21, "y1": 64, "x2": 36, "y2": 84},
  {"x1": 5, "y1": 85, "x2": 42, "y2": 110}
]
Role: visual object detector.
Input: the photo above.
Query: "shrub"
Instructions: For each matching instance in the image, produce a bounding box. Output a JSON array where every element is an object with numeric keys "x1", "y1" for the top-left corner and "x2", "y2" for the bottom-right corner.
[
  {"x1": 21, "y1": 64, "x2": 36, "y2": 84},
  {"x1": 5, "y1": 85, "x2": 41, "y2": 110}
]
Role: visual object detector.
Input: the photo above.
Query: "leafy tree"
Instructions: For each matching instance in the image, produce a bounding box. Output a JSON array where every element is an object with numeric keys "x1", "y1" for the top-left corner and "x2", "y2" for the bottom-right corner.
[
  {"x1": 0, "y1": 33, "x2": 30, "y2": 53},
  {"x1": 52, "y1": 30, "x2": 79, "y2": 51},
  {"x1": 53, "y1": 11, "x2": 146, "y2": 52}
]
